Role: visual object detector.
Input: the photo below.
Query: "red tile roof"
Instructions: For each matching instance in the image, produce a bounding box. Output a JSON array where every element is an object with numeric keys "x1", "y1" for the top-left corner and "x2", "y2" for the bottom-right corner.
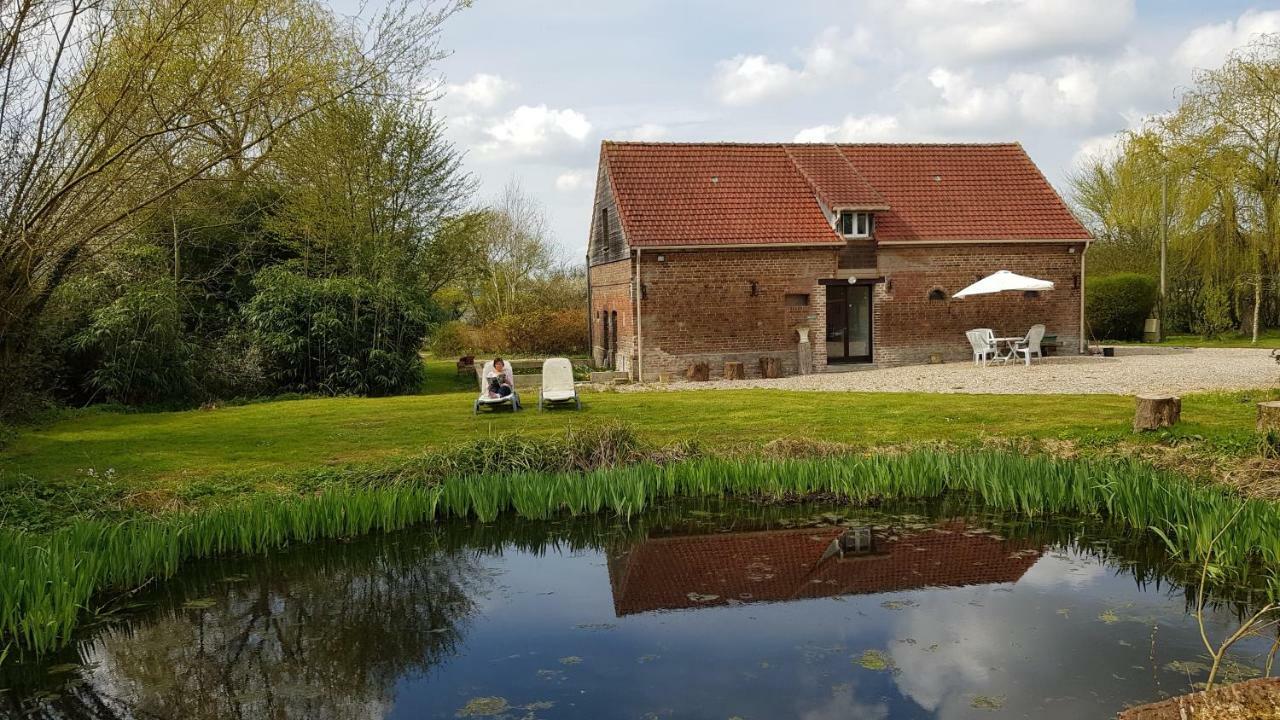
[
  {"x1": 840, "y1": 144, "x2": 1091, "y2": 242},
  {"x1": 600, "y1": 142, "x2": 1091, "y2": 247},
  {"x1": 785, "y1": 144, "x2": 887, "y2": 209},
  {"x1": 602, "y1": 143, "x2": 845, "y2": 248}
]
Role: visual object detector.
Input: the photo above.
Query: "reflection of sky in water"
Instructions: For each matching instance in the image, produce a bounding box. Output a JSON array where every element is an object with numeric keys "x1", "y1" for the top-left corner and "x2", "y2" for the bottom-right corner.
[
  {"x1": 5, "y1": 509, "x2": 1272, "y2": 720},
  {"x1": 386, "y1": 532, "x2": 1266, "y2": 719}
]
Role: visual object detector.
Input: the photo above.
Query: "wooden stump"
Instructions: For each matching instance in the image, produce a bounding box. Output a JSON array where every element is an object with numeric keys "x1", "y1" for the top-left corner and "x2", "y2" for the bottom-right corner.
[
  {"x1": 686, "y1": 362, "x2": 710, "y2": 382},
  {"x1": 1257, "y1": 401, "x2": 1280, "y2": 433},
  {"x1": 759, "y1": 356, "x2": 782, "y2": 379},
  {"x1": 1133, "y1": 394, "x2": 1181, "y2": 432},
  {"x1": 723, "y1": 361, "x2": 745, "y2": 380},
  {"x1": 797, "y1": 342, "x2": 812, "y2": 376}
]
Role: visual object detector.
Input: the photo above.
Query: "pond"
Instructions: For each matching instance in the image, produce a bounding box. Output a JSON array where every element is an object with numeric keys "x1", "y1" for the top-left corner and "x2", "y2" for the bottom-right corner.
[{"x1": 1, "y1": 498, "x2": 1274, "y2": 719}]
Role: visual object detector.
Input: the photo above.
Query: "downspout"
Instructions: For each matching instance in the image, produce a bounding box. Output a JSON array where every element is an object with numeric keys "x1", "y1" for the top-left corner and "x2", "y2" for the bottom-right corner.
[
  {"x1": 634, "y1": 248, "x2": 643, "y2": 382},
  {"x1": 586, "y1": 252, "x2": 594, "y2": 366},
  {"x1": 1079, "y1": 242, "x2": 1089, "y2": 354}
]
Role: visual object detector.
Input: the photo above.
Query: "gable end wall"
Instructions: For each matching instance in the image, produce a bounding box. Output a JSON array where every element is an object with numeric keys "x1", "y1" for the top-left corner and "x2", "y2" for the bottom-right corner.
[{"x1": 588, "y1": 159, "x2": 628, "y2": 267}]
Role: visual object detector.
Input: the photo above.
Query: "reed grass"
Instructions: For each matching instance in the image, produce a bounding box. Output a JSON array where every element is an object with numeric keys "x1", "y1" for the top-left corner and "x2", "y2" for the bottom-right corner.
[{"x1": 4, "y1": 447, "x2": 1280, "y2": 659}]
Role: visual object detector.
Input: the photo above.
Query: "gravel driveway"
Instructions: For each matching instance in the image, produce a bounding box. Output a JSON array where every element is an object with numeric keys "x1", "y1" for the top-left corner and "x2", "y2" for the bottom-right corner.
[{"x1": 619, "y1": 348, "x2": 1280, "y2": 395}]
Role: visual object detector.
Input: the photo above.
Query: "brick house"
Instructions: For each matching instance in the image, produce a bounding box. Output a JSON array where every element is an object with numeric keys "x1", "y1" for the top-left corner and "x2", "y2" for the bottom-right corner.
[{"x1": 586, "y1": 142, "x2": 1092, "y2": 380}]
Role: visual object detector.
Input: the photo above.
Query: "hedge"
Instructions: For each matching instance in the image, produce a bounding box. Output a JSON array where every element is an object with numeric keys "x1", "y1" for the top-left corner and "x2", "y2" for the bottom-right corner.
[{"x1": 1086, "y1": 273, "x2": 1157, "y2": 341}]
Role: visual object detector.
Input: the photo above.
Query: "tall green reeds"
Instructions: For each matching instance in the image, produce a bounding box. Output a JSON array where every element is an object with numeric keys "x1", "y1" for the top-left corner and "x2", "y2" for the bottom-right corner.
[{"x1": 4, "y1": 448, "x2": 1280, "y2": 659}]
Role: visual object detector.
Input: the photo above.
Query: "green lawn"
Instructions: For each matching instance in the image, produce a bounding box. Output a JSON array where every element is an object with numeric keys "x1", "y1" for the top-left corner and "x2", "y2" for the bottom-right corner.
[
  {"x1": 1113, "y1": 329, "x2": 1280, "y2": 349},
  {"x1": 2, "y1": 364, "x2": 1271, "y2": 490}
]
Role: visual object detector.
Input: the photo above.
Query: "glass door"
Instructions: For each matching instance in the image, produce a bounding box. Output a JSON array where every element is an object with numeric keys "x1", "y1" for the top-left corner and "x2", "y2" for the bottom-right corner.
[{"x1": 825, "y1": 285, "x2": 872, "y2": 363}]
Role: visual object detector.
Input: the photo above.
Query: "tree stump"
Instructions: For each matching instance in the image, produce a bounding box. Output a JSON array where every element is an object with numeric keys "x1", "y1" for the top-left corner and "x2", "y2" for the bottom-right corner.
[
  {"x1": 686, "y1": 362, "x2": 710, "y2": 382},
  {"x1": 1133, "y1": 394, "x2": 1181, "y2": 432},
  {"x1": 759, "y1": 356, "x2": 782, "y2": 379},
  {"x1": 723, "y1": 361, "x2": 745, "y2": 380},
  {"x1": 1257, "y1": 401, "x2": 1280, "y2": 433}
]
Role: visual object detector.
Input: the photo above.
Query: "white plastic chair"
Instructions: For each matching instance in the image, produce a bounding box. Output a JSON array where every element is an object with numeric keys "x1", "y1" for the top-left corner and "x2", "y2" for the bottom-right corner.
[
  {"x1": 539, "y1": 358, "x2": 581, "y2": 411},
  {"x1": 1013, "y1": 325, "x2": 1046, "y2": 366},
  {"x1": 966, "y1": 329, "x2": 997, "y2": 367},
  {"x1": 474, "y1": 360, "x2": 521, "y2": 413}
]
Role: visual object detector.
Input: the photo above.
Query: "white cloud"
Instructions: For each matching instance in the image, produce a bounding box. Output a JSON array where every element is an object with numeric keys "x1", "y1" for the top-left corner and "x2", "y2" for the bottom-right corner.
[
  {"x1": 618, "y1": 123, "x2": 669, "y2": 141},
  {"x1": 920, "y1": 58, "x2": 1125, "y2": 132},
  {"x1": 1071, "y1": 133, "x2": 1126, "y2": 169},
  {"x1": 445, "y1": 72, "x2": 513, "y2": 109},
  {"x1": 480, "y1": 105, "x2": 592, "y2": 158},
  {"x1": 554, "y1": 170, "x2": 588, "y2": 191},
  {"x1": 714, "y1": 54, "x2": 802, "y2": 105},
  {"x1": 926, "y1": 67, "x2": 1015, "y2": 128},
  {"x1": 794, "y1": 114, "x2": 907, "y2": 143},
  {"x1": 1174, "y1": 9, "x2": 1280, "y2": 71},
  {"x1": 870, "y1": 0, "x2": 1136, "y2": 62},
  {"x1": 713, "y1": 26, "x2": 869, "y2": 105},
  {"x1": 1008, "y1": 61, "x2": 1099, "y2": 127},
  {"x1": 796, "y1": 45, "x2": 1168, "y2": 168}
]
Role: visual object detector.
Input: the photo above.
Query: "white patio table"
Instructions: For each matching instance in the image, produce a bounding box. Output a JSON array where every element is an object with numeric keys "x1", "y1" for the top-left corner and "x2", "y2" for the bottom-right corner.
[{"x1": 993, "y1": 337, "x2": 1022, "y2": 363}]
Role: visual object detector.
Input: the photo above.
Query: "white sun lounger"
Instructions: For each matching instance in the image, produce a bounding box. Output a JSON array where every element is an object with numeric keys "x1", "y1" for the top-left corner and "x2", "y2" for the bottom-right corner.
[
  {"x1": 539, "y1": 357, "x2": 581, "y2": 411},
  {"x1": 474, "y1": 360, "x2": 521, "y2": 413}
]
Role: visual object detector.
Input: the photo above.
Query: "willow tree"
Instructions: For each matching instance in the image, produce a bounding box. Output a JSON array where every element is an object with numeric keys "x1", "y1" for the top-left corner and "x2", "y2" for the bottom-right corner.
[
  {"x1": 0, "y1": 0, "x2": 466, "y2": 410},
  {"x1": 1160, "y1": 34, "x2": 1280, "y2": 342},
  {"x1": 1071, "y1": 131, "x2": 1185, "y2": 277}
]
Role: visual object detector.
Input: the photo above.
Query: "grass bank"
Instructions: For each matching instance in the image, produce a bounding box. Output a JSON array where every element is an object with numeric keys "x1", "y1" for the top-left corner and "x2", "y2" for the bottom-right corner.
[
  {"x1": 1111, "y1": 330, "x2": 1280, "y2": 349},
  {"x1": 5, "y1": 429, "x2": 1280, "y2": 660},
  {"x1": 2, "y1": 385, "x2": 1273, "y2": 492}
]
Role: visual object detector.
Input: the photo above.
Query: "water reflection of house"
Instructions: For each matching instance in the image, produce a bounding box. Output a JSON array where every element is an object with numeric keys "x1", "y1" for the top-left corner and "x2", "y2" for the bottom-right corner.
[{"x1": 607, "y1": 522, "x2": 1042, "y2": 616}]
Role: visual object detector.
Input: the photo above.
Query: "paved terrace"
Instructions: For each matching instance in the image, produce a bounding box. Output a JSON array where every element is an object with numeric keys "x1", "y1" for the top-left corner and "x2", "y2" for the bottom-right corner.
[{"x1": 617, "y1": 348, "x2": 1280, "y2": 395}]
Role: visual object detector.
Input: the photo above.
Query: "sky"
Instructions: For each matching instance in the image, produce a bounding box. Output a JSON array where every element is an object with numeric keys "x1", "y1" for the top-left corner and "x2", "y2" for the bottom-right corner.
[{"x1": 386, "y1": 0, "x2": 1279, "y2": 260}]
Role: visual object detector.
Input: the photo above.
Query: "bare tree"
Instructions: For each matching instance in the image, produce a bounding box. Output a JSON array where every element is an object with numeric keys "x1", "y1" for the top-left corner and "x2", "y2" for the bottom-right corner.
[{"x1": 470, "y1": 179, "x2": 557, "y2": 319}]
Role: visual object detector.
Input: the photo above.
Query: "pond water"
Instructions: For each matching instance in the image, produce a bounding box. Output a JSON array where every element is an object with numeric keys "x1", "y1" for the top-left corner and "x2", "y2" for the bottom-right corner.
[{"x1": 1, "y1": 499, "x2": 1275, "y2": 719}]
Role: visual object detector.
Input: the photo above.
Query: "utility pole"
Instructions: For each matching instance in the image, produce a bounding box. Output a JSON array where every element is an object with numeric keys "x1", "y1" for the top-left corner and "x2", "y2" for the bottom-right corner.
[{"x1": 1159, "y1": 173, "x2": 1167, "y2": 342}]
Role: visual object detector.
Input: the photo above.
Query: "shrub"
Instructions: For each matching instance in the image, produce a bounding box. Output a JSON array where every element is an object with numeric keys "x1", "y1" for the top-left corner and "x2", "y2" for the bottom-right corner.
[
  {"x1": 1085, "y1": 273, "x2": 1158, "y2": 341},
  {"x1": 1192, "y1": 282, "x2": 1235, "y2": 338},
  {"x1": 194, "y1": 326, "x2": 270, "y2": 400},
  {"x1": 244, "y1": 268, "x2": 435, "y2": 396},
  {"x1": 72, "y1": 278, "x2": 195, "y2": 405},
  {"x1": 428, "y1": 310, "x2": 586, "y2": 357},
  {"x1": 495, "y1": 309, "x2": 586, "y2": 356},
  {"x1": 428, "y1": 320, "x2": 506, "y2": 357}
]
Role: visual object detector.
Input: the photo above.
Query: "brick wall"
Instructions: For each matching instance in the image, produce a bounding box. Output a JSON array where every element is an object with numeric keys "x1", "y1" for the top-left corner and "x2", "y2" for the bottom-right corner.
[
  {"x1": 588, "y1": 258, "x2": 635, "y2": 370},
  {"x1": 874, "y1": 243, "x2": 1086, "y2": 366},
  {"x1": 838, "y1": 237, "x2": 876, "y2": 269},
  {"x1": 636, "y1": 248, "x2": 836, "y2": 381}
]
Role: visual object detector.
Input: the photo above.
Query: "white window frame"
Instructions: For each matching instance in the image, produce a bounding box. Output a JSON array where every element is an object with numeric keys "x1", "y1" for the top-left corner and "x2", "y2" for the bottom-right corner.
[{"x1": 838, "y1": 210, "x2": 872, "y2": 238}]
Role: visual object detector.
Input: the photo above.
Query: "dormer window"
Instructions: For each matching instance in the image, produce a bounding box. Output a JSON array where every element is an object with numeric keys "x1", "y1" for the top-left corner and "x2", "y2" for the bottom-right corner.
[{"x1": 838, "y1": 210, "x2": 872, "y2": 238}]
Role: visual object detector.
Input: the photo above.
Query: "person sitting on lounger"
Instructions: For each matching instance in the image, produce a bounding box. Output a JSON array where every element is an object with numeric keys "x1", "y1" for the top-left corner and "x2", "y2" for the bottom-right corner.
[{"x1": 485, "y1": 358, "x2": 517, "y2": 405}]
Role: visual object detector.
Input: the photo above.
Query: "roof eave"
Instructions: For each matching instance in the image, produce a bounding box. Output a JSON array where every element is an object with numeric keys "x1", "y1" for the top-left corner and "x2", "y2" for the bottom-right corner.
[
  {"x1": 630, "y1": 240, "x2": 848, "y2": 250},
  {"x1": 831, "y1": 204, "x2": 891, "y2": 212},
  {"x1": 876, "y1": 237, "x2": 1093, "y2": 246}
]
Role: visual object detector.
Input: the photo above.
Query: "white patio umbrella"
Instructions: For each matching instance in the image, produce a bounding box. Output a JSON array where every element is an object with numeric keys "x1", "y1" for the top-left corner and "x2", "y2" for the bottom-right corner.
[{"x1": 952, "y1": 270, "x2": 1054, "y2": 299}]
